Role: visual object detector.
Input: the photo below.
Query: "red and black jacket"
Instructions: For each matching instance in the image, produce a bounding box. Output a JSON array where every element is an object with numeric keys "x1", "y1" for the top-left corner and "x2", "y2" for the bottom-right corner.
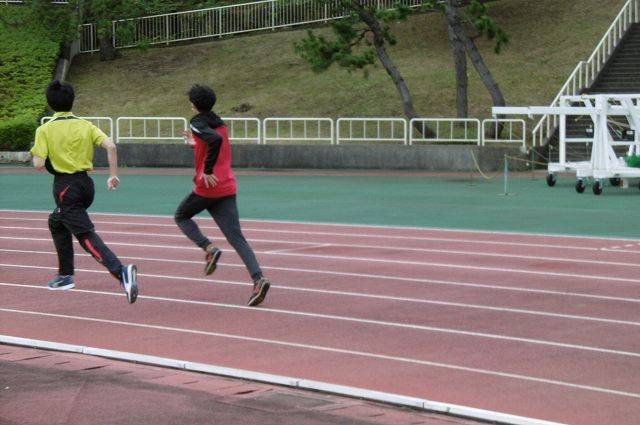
[{"x1": 189, "y1": 112, "x2": 237, "y2": 198}]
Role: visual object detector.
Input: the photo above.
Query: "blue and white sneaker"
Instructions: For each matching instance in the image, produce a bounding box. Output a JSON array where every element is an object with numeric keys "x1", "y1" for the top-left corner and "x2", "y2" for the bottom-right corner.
[
  {"x1": 120, "y1": 264, "x2": 138, "y2": 304},
  {"x1": 47, "y1": 275, "x2": 74, "y2": 291}
]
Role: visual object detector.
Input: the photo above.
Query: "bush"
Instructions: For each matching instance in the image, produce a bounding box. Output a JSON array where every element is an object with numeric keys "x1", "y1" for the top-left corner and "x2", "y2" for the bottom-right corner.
[
  {"x1": 0, "y1": 7, "x2": 60, "y2": 151},
  {"x1": 0, "y1": 114, "x2": 39, "y2": 151}
]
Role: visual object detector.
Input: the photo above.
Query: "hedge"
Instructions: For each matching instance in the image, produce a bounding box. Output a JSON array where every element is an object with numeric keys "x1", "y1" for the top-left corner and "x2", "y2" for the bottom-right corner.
[{"x1": 0, "y1": 8, "x2": 60, "y2": 151}]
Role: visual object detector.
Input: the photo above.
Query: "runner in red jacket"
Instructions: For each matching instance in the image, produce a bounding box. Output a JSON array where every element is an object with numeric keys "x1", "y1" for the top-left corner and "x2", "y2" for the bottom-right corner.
[{"x1": 175, "y1": 84, "x2": 270, "y2": 307}]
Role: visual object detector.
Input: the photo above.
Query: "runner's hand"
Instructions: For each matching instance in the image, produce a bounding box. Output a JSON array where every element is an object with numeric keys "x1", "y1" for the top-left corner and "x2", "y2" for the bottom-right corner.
[
  {"x1": 202, "y1": 173, "x2": 218, "y2": 188},
  {"x1": 107, "y1": 176, "x2": 120, "y2": 190},
  {"x1": 183, "y1": 130, "x2": 195, "y2": 147}
]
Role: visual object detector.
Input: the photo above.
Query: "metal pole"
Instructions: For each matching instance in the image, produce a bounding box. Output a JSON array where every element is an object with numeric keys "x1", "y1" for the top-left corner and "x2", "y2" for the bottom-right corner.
[{"x1": 503, "y1": 154, "x2": 508, "y2": 195}]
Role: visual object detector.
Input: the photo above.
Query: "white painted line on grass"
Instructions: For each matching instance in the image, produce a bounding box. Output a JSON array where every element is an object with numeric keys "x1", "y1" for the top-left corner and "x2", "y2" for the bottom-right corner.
[
  {"x1": 2, "y1": 280, "x2": 638, "y2": 358},
  {"x1": 0, "y1": 334, "x2": 564, "y2": 425}
]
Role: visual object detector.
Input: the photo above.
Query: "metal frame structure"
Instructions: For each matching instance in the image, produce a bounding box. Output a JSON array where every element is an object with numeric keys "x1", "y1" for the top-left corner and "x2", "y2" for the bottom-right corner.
[
  {"x1": 494, "y1": 94, "x2": 640, "y2": 195},
  {"x1": 222, "y1": 118, "x2": 261, "y2": 144},
  {"x1": 116, "y1": 117, "x2": 187, "y2": 144},
  {"x1": 409, "y1": 118, "x2": 480, "y2": 145},
  {"x1": 336, "y1": 118, "x2": 407, "y2": 145},
  {"x1": 532, "y1": 0, "x2": 640, "y2": 146},
  {"x1": 262, "y1": 118, "x2": 334, "y2": 144},
  {"x1": 481, "y1": 119, "x2": 526, "y2": 148}
]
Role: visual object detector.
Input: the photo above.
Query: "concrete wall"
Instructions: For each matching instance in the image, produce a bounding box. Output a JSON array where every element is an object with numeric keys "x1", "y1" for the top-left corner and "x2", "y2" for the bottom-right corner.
[{"x1": 94, "y1": 144, "x2": 525, "y2": 171}]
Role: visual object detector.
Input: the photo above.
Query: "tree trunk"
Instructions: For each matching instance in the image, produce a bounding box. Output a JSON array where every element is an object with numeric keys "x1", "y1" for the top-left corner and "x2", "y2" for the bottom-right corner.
[
  {"x1": 443, "y1": 1, "x2": 505, "y2": 109},
  {"x1": 99, "y1": 35, "x2": 120, "y2": 61},
  {"x1": 354, "y1": 2, "x2": 433, "y2": 137},
  {"x1": 448, "y1": 25, "x2": 468, "y2": 118}
]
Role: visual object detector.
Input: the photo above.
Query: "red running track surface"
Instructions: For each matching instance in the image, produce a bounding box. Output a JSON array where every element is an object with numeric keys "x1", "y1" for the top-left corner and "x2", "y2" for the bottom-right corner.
[{"x1": 1, "y1": 210, "x2": 639, "y2": 424}]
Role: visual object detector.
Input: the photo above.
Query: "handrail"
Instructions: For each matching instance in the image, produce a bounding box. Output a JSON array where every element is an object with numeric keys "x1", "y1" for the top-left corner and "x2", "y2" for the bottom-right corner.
[{"x1": 532, "y1": 0, "x2": 639, "y2": 146}]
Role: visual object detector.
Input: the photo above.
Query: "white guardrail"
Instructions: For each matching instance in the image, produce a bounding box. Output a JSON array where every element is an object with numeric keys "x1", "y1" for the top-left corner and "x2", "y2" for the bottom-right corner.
[
  {"x1": 116, "y1": 117, "x2": 187, "y2": 143},
  {"x1": 482, "y1": 119, "x2": 526, "y2": 147},
  {"x1": 337, "y1": 118, "x2": 407, "y2": 145},
  {"x1": 79, "y1": 0, "x2": 423, "y2": 53},
  {"x1": 263, "y1": 118, "x2": 334, "y2": 144},
  {"x1": 409, "y1": 118, "x2": 480, "y2": 145},
  {"x1": 40, "y1": 116, "x2": 530, "y2": 145},
  {"x1": 41, "y1": 116, "x2": 114, "y2": 139},
  {"x1": 532, "y1": 0, "x2": 640, "y2": 146}
]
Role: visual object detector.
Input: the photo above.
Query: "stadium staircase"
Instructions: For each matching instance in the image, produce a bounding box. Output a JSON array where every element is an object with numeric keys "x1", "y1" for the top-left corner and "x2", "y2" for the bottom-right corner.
[{"x1": 545, "y1": 22, "x2": 640, "y2": 163}]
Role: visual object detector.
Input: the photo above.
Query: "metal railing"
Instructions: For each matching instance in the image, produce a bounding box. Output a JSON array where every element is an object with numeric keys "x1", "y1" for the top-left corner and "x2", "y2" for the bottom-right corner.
[
  {"x1": 481, "y1": 119, "x2": 526, "y2": 147},
  {"x1": 336, "y1": 118, "x2": 407, "y2": 145},
  {"x1": 80, "y1": 0, "x2": 423, "y2": 53},
  {"x1": 262, "y1": 118, "x2": 334, "y2": 144},
  {"x1": 409, "y1": 118, "x2": 480, "y2": 145},
  {"x1": 116, "y1": 117, "x2": 187, "y2": 143},
  {"x1": 223, "y1": 117, "x2": 261, "y2": 144},
  {"x1": 39, "y1": 115, "x2": 535, "y2": 145},
  {"x1": 532, "y1": 0, "x2": 640, "y2": 146},
  {"x1": 41, "y1": 116, "x2": 114, "y2": 139}
]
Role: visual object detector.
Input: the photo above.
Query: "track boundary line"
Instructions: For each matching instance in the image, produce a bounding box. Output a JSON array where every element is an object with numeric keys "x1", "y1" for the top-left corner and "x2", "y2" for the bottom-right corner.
[
  {"x1": 2, "y1": 208, "x2": 638, "y2": 243},
  {"x1": 0, "y1": 335, "x2": 564, "y2": 425},
  {"x1": 2, "y1": 281, "x2": 638, "y2": 357},
  {"x1": 1, "y1": 309, "x2": 639, "y2": 400}
]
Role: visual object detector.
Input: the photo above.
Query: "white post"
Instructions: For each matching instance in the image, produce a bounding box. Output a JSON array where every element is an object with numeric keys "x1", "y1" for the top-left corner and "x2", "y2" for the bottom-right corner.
[{"x1": 559, "y1": 98, "x2": 567, "y2": 165}]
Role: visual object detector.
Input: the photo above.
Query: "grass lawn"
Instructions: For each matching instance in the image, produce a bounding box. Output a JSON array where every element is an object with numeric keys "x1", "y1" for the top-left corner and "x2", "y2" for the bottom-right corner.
[{"x1": 67, "y1": 0, "x2": 626, "y2": 122}]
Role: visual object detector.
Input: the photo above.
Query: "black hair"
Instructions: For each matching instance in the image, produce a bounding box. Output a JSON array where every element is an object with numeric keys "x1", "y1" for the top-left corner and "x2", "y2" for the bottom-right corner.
[
  {"x1": 188, "y1": 84, "x2": 217, "y2": 112},
  {"x1": 46, "y1": 80, "x2": 75, "y2": 112}
]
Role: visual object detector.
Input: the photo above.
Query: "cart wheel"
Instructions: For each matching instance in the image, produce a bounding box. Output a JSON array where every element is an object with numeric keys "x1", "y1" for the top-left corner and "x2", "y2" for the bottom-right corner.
[
  {"x1": 546, "y1": 174, "x2": 556, "y2": 187},
  {"x1": 593, "y1": 181, "x2": 603, "y2": 195},
  {"x1": 609, "y1": 177, "x2": 621, "y2": 187},
  {"x1": 575, "y1": 179, "x2": 586, "y2": 194}
]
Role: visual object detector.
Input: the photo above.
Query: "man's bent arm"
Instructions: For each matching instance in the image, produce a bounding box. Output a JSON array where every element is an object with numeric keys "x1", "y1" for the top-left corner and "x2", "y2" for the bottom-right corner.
[
  {"x1": 101, "y1": 138, "x2": 118, "y2": 178},
  {"x1": 32, "y1": 154, "x2": 45, "y2": 171}
]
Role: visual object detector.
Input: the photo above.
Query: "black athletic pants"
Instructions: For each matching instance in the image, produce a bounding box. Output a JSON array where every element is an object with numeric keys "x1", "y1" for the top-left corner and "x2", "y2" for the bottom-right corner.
[
  {"x1": 174, "y1": 193, "x2": 263, "y2": 281},
  {"x1": 49, "y1": 172, "x2": 123, "y2": 279}
]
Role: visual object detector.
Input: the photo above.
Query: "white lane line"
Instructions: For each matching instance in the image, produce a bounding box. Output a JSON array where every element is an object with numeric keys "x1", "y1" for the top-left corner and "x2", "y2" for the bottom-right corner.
[
  {"x1": 0, "y1": 247, "x2": 640, "y2": 303},
  {"x1": 0, "y1": 335, "x2": 566, "y2": 425},
  {"x1": 266, "y1": 244, "x2": 332, "y2": 254},
  {"x1": 2, "y1": 258, "x2": 640, "y2": 329},
  {"x1": 1, "y1": 307, "x2": 639, "y2": 400},
  {"x1": 3, "y1": 208, "x2": 637, "y2": 243},
  {"x1": 2, "y1": 281, "x2": 639, "y2": 358},
  {"x1": 0, "y1": 226, "x2": 614, "y2": 264},
  {"x1": 0, "y1": 217, "x2": 601, "y2": 251},
  {"x1": 11, "y1": 224, "x2": 640, "y2": 268},
  {"x1": 1, "y1": 235, "x2": 638, "y2": 283},
  {"x1": 2, "y1": 243, "x2": 640, "y2": 304}
]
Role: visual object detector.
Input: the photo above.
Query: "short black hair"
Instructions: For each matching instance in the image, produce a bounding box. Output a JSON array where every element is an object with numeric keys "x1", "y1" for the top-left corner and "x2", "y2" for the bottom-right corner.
[
  {"x1": 46, "y1": 80, "x2": 75, "y2": 112},
  {"x1": 188, "y1": 84, "x2": 216, "y2": 112}
]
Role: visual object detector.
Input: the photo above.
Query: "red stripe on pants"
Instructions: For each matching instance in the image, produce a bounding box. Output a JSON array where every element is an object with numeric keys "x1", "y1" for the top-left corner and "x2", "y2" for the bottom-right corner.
[{"x1": 83, "y1": 239, "x2": 103, "y2": 262}]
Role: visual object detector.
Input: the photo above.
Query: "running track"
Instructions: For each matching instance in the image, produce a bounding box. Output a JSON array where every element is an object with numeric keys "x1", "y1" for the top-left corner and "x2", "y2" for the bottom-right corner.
[{"x1": 1, "y1": 209, "x2": 639, "y2": 424}]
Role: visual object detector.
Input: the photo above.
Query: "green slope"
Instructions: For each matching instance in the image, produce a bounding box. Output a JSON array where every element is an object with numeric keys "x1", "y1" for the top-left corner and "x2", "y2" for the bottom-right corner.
[{"x1": 67, "y1": 0, "x2": 626, "y2": 120}]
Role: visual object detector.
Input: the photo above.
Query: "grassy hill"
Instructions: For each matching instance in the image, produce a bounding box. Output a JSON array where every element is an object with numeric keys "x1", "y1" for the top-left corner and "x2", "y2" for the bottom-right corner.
[{"x1": 67, "y1": 0, "x2": 626, "y2": 120}]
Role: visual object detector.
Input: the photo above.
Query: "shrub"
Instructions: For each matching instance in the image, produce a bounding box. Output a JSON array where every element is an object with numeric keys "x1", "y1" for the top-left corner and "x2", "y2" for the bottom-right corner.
[
  {"x1": 0, "y1": 7, "x2": 60, "y2": 151},
  {"x1": 0, "y1": 114, "x2": 39, "y2": 151}
]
